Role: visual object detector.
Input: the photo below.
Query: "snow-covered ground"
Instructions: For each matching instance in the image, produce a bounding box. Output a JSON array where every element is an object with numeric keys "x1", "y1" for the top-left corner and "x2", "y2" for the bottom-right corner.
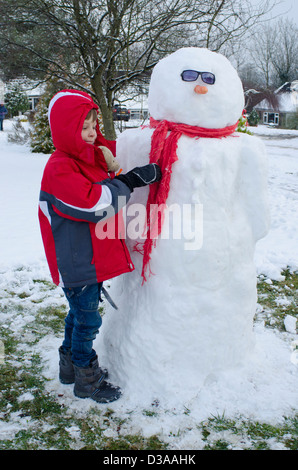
[
  {"x1": 0, "y1": 119, "x2": 297, "y2": 449},
  {"x1": 252, "y1": 126, "x2": 298, "y2": 280}
]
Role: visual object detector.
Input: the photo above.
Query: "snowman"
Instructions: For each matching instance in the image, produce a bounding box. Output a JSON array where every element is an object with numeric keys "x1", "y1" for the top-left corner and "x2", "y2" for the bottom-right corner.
[{"x1": 96, "y1": 47, "x2": 270, "y2": 407}]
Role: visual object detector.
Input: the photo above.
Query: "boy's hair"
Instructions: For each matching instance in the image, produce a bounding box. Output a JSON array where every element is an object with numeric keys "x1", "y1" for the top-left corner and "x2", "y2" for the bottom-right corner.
[{"x1": 86, "y1": 109, "x2": 97, "y2": 121}]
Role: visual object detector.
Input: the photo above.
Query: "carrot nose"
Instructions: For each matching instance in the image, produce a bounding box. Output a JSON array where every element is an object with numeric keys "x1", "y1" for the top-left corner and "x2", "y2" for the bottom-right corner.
[{"x1": 194, "y1": 85, "x2": 208, "y2": 94}]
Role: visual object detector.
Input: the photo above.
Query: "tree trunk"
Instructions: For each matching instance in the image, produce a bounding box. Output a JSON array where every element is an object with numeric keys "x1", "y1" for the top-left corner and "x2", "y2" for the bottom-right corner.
[
  {"x1": 99, "y1": 100, "x2": 116, "y2": 141},
  {"x1": 91, "y1": 76, "x2": 116, "y2": 140}
]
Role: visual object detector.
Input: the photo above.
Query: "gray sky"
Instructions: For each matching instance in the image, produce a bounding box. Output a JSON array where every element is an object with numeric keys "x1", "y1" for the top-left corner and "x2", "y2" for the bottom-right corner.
[{"x1": 257, "y1": 0, "x2": 298, "y2": 23}]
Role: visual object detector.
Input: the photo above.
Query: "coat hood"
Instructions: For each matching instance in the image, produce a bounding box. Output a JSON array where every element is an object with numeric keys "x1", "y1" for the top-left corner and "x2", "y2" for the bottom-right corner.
[{"x1": 48, "y1": 89, "x2": 104, "y2": 164}]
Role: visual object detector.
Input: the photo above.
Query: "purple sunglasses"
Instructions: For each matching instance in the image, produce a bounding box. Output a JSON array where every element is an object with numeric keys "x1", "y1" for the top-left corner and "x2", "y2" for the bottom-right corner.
[{"x1": 181, "y1": 70, "x2": 216, "y2": 85}]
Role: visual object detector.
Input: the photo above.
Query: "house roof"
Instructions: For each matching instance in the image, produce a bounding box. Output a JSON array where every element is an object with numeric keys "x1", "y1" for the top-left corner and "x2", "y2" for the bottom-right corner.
[{"x1": 255, "y1": 80, "x2": 298, "y2": 113}]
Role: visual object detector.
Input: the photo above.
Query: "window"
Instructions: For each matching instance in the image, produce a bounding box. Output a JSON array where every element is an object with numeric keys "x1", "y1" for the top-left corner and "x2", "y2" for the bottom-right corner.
[
  {"x1": 263, "y1": 112, "x2": 279, "y2": 125},
  {"x1": 29, "y1": 96, "x2": 40, "y2": 111},
  {"x1": 129, "y1": 109, "x2": 149, "y2": 120}
]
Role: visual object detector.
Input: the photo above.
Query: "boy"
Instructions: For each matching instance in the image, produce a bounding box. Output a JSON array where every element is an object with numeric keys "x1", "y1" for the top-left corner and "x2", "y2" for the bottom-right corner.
[{"x1": 39, "y1": 89, "x2": 161, "y2": 403}]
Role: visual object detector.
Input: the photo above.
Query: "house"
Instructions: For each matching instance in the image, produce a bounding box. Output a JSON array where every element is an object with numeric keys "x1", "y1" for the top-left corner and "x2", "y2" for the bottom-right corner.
[
  {"x1": 114, "y1": 90, "x2": 149, "y2": 125},
  {"x1": 26, "y1": 85, "x2": 43, "y2": 111},
  {"x1": 254, "y1": 80, "x2": 298, "y2": 127},
  {"x1": 1, "y1": 78, "x2": 44, "y2": 113}
]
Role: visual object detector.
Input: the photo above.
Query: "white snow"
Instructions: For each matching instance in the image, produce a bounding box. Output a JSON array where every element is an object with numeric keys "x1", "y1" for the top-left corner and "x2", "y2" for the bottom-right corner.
[
  {"x1": 0, "y1": 121, "x2": 48, "y2": 269},
  {"x1": 284, "y1": 315, "x2": 297, "y2": 334},
  {"x1": 0, "y1": 114, "x2": 297, "y2": 447}
]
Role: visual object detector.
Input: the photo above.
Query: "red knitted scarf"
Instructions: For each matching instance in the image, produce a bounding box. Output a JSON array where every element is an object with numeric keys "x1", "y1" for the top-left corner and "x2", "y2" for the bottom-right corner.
[{"x1": 135, "y1": 117, "x2": 238, "y2": 283}]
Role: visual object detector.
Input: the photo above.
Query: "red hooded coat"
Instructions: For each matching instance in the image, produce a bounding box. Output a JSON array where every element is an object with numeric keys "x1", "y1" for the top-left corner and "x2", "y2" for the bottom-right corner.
[{"x1": 39, "y1": 90, "x2": 134, "y2": 287}]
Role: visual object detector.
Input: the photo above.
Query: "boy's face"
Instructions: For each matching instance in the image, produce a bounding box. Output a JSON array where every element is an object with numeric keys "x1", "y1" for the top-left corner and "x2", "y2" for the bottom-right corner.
[{"x1": 81, "y1": 116, "x2": 97, "y2": 145}]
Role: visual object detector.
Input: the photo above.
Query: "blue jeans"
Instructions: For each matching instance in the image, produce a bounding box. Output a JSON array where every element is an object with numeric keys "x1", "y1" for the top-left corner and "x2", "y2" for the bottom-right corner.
[{"x1": 62, "y1": 283, "x2": 103, "y2": 368}]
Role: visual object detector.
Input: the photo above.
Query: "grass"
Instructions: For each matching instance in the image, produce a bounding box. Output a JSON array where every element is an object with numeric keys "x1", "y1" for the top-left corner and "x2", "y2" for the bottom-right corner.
[
  {"x1": 200, "y1": 413, "x2": 298, "y2": 450},
  {"x1": 0, "y1": 266, "x2": 297, "y2": 450},
  {"x1": 257, "y1": 268, "x2": 298, "y2": 331}
]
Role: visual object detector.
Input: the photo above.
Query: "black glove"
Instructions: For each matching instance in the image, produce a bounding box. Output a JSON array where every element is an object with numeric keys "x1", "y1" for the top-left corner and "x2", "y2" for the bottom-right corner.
[{"x1": 115, "y1": 163, "x2": 162, "y2": 192}]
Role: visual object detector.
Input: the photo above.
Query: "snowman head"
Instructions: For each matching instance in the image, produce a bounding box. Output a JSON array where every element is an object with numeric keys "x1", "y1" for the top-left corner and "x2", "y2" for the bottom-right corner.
[{"x1": 148, "y1": 47, "x2": 244, "y2": 129}]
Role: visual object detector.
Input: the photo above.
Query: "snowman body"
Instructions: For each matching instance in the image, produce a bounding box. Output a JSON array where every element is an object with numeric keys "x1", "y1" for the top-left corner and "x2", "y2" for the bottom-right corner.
[{"x1": 96, "y1": 48, "x2": 270, "y2": 406}]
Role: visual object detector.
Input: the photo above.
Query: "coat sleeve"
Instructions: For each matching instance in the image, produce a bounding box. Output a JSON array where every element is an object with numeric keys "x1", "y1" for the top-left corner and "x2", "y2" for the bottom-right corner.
[{"x1": 40, "y1": 159, "x2": 131, "y2": 223}]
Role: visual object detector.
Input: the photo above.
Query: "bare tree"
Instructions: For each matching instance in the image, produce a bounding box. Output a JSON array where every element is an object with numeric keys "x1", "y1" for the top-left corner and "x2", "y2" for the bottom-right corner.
[
  {"x1": 250, "y1": 23, "x2": 277, "y2": 88},
  {"x1": 246, "y1": 18, "x2": 298, "y2": 89},
  {"x1": 271, "y1": 18, "x2": 298, "y2": 86},
  {"x1": 1, "y1": 0, "x2": 276, "y2": 138},
  {"x1": 202, "y1": 0, "x2": 276, "y2": 51}
]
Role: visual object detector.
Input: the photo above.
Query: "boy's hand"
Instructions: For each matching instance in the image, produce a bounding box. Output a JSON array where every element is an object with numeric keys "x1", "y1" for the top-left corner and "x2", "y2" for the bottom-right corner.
[{"x1": 115, "y1": 164, "x2": 162, "y2": 192}]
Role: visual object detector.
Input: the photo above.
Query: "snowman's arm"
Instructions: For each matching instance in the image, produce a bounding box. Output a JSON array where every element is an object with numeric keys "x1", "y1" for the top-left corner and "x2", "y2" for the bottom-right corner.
[
  {"x1": 238, "y1": 135, "x2": 270, "y2": 242},
  {"x1": 116, "y1": 127, "x2": 153, "y2": 208},
  {"x1": 116, "y1": 127, "x2": 153, "y2": 170}
]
